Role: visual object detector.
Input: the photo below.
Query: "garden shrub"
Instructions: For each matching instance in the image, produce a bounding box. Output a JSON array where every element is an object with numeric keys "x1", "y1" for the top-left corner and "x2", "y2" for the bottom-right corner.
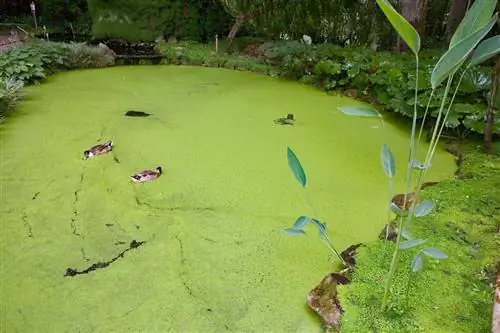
[{"x1": 62, "y1": 42, "x2": 116, "y2": 69}]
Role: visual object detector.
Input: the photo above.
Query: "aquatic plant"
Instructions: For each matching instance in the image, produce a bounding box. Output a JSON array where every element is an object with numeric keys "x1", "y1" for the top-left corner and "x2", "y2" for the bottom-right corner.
[
  {"x1": 336, "y1": 0, "x2": 499, "y2": 311},
  {"x1": 284, "y1": 147, "x2": 346, "y2": 266}
]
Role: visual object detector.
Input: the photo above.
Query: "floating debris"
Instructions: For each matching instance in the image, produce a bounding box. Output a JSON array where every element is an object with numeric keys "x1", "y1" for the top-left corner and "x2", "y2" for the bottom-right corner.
[{"x1": 125, "y1": 110, "x2": 152, "y2": 117}]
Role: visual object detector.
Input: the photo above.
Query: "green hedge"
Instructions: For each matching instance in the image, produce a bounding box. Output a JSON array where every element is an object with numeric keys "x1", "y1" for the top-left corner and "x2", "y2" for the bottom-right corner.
[{"x1": 87, "y1": 0, "x2": 232, "y2": 42}]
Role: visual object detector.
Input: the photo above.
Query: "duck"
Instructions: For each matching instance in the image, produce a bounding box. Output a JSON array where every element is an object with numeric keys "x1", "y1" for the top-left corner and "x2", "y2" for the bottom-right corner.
[
  {"x1": 130, "y1": 166, "x2": 162, "y2": 183},
  {"x1": 83, "y1": 140, "x2": 113, "y2": 159},
  {"x1": 274, "y1": 113, "x2": 295, "y2": 125}
]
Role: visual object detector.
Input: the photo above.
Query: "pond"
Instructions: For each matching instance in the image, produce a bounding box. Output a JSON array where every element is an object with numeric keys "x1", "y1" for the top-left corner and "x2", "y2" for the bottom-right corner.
[{"x1": 0, "y1": 66, "x2": 456, "y2": 332}]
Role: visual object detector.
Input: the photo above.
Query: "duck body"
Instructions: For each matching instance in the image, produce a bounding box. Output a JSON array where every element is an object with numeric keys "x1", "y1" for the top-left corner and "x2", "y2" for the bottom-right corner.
[
  {"x1": 131, "y1": 166, "x2": 162, "y2": 183},
  {"x1": 84, "y1": 140, "x2": 113, "y2": 159}
]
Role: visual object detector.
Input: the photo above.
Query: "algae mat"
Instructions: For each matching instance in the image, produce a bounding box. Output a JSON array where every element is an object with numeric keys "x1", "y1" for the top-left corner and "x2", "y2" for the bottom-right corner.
[{"x1": 0, "y1": 66, "x2": 456, "y2": 332}]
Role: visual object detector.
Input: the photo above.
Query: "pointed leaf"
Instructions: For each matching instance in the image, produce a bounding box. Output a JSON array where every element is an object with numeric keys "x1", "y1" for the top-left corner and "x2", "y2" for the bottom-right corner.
[
  {"x1": 375, "y1": 0, "x2": 420, "y2": 54},
  {"x1": 310, "y1": 218, "x2": 326, "y2": 236},
  {"x1": 450, "y1": 0, "x2": 497, "y2": 49},
  {"x1": 431, "y1": 14, "x2": 498, "y2": 89},
  {"x1": 390, "y1": 202, "x2": 408, "y2": 217},
  {"x1": 381, "y1": 144, "x2": 396, "y2": 179},
  {"x1": 414, "y1": 199, "x2": 434, "y2": 217},
  {"x1": 411, "y1": 252, "x2": 424, "y2": 272},
  {"x1": 292, "y1": 216, "x2": 309, "y2": 230},
  {"x1": 422, "y1": 247, "x2": 448, "y2": 259},
  {"x1": 287, "y1": 147, "x2": 307, "y2": 188},
  {"x1": 469, "y1": 35, "x2": 500, "y2": 67},
  {"x1": 284, "y1": 228, "x2": 306, "y2": 236},
  {"x1": 399, "y1": 238, "x2": 427, "y2": 250},
  {"x1": 337, "y1": 106, "x2": 382, "y2": 118}
]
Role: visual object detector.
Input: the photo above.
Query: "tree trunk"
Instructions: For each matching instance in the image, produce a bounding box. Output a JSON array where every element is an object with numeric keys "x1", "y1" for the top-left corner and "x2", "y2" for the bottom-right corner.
[
  {"x1": 226, "y1": 9, "x2": 258, "y2": 46},
  {"x1": 445, "y1": 0, "x2": 469, "y2": 43},
  {"x1": 483, "y1": 56, "x2": 500, "y2": 154},
  {"x1": 395, "y1": 0, "x2": 429, "y2": 52}
]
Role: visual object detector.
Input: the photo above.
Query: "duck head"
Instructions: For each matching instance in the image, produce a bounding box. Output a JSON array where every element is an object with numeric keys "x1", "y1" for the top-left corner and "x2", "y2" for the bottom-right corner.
[
  {"x1": 156, "y1": 166, "x2": 163, "y2": 174},
  {"x1": 83, "y1": 150, "x2": 93, "y2": 159}
]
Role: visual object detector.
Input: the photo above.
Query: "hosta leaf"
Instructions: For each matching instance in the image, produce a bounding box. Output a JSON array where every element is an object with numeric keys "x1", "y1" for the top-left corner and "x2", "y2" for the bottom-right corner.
[
  {"x1": 431, "y1": 14, "x2": 497, "y2": 89},
  {"x1": 381, "y1": 144, "x2": 396, "y2": 179},
  {"x1": 337, "y1": 106, "x2": 382, "y2": 118},
  {"x1": 284, "y1": 228, "x2": 306, "y2": 236},
  {"x1": 450, "y1": 0, "x2": 497, "y2": 49},
  {"x1": 292, "y1": 216, "x2": 309, "y2": 230},
  {"x1": 414, "y1": 199, "x2": 434, "y2": 217},
  {"x1": 399, "y1": 238, "x2": 427, "y2": 250},
  {"x1": 458, "y1": 67, "x2": 491, "y2": 92},
  {"x1": 422, "y1": 247, "x2": 448, "y2": 259},
  {"x1": 375, "y1": 0, "x2": 421, "y2": 54},
  {"x1": 287, "y1": 147, "x2": 307, "y2": 188},
  {"x1": 411, "y1": 252, "x2": 424, "y2": 272},
  {"x1": 469, "y1": 35, "x2": 500, "y2": 67}
]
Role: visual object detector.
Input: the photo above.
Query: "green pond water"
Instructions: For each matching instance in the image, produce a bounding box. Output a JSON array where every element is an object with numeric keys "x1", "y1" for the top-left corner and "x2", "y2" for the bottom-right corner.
[{"x1": 0, "y1": 66, "x2": 456, "y2": 332}]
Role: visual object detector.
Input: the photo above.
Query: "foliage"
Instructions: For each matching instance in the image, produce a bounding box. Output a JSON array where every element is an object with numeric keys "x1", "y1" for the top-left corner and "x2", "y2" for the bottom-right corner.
[
  {"x1": 155, "y1": 40, "x2": 270, "y2": 74},
  {"x1": 61, "y1": 42, "x2": 116, "y2": 69},
  {"x1": 86, "y1": 0, "x2": 232, "y2": 42},
  {"x1": 336, "y1": 0, "x2": 499, "y2": 315},
  {"x1": 219, "y1": 0, "x2": 395, "y2": 47},
  {"x1": 0, "y1": 41, "x2": 67, "y2": 83},
  {"x1": 0, "y1": 78, "x2": 24, "y2": 117},
  {"x1": 283, "y1": 147, "x2": 346, "y2": 265},
  {"x1": 338, "y1": 145, "x2": 500, "y2": 332}
]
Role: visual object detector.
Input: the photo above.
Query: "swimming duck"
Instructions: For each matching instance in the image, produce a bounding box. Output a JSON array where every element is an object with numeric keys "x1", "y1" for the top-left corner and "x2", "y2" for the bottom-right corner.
[
  {"x1": 130, "y1": 166, "x2": 162, "y2": 183},
  {"x1": 83, "y1": 140, "x2": 113, "y2": 159},
  {"x1": 274, "y1": 113, "x2": 295, "y2": 125}
]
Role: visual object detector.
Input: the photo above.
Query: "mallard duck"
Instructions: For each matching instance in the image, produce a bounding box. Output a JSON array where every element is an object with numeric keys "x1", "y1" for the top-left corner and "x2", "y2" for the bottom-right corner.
[
  {"x1": 83, "y1": 140, "x2": 113, "y2": 159},
  {"x1": 130, "y1": 166, "x2": 162, "y2": 183}
]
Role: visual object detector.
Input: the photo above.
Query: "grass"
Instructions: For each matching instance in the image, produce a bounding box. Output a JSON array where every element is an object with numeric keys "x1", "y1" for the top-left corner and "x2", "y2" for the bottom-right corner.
[{"x1": 338, "y1": 142, "x2": 500, "y2": 332}]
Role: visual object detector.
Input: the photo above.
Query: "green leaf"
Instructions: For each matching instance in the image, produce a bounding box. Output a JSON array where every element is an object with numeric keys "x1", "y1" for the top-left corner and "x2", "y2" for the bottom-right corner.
[
  {"x1": 337, "y1": 106, "x2": 382, "y2": 118},
  {"x1": 401, "y1": 228, "x2": 413, "y2": 240},
  {"x1": 450, "y1": 0, "x2": 497, "y2": 49},
  {"x1": 287, "y1": 147, "x2": 307, "y2": 188},
  {"x1": 414, "y1": 199, "x2": 434, "y2": 217},
  {"x1": 389, "y1": 202, "x2": 408, "y2": 217},
  {"x1": 469, "y1": 35, "x2": 500, "y2": 67},
  {"x1": 431, "y1": 13, "x2": 498, "y2": 89},
  {"x1": 411, "y1": 252, "x2": 424, "y2": 272},
  {"x1": 422, "y1": 247, "x2": 448, "y2": 259},
  {"x1": 284, "y1": 228, "x2": 306, "y2": 236},
  {"x1": 375, "y1": 0, "x2": 420, "y2": 54},
  {"x1": 399, "y1": 238, "x2": 427, "y2": 250},
  {"x1": 310, "y1": 218, "x2": 326, "y2": 237},
  {"x1": 381, "y1": 144, "x2": 396, "y2": 179},
  {"x1": 292, "y1": 216, "x2": 309, "y2": 230}
]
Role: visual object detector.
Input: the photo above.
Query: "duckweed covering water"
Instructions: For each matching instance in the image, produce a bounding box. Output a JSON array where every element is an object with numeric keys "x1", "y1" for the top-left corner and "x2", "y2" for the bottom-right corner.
[{"x1": 0, "y1": 66, "x2": 456, "y2": 332}]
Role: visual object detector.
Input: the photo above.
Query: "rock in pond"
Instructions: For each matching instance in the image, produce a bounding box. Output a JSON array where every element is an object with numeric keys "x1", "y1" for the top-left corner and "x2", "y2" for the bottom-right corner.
[{"x1": 306, "y1": 243, "x2": 362, "y2": 332}]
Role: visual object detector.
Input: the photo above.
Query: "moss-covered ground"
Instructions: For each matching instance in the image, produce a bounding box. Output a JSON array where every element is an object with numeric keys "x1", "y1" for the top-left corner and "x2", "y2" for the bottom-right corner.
[{"x1": 338, "y1": 143, "x2": 500, "y2": 332}]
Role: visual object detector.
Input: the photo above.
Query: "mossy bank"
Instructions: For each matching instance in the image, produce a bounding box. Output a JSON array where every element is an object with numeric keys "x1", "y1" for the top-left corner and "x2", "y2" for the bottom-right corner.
[{"x1": 338, "y1": 143, "x2": 500, "y2": 333}]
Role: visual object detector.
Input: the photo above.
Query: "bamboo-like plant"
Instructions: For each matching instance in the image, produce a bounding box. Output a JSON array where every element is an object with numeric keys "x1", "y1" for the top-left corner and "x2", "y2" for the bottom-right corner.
[{"x1": 334, "y1": 0, "x2": 500, "y2": 311}]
